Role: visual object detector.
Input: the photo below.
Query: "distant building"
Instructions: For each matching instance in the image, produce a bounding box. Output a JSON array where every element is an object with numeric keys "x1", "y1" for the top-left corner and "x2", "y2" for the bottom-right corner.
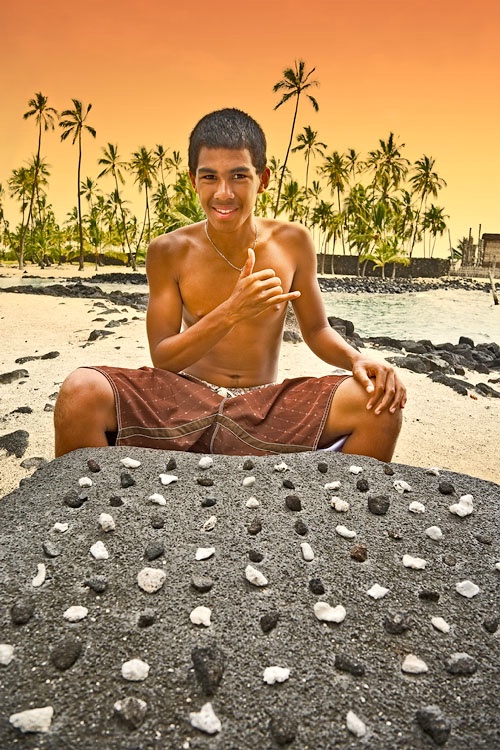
[{"x1": 481, "y1": 234, "x2": 500, "y2": 267}]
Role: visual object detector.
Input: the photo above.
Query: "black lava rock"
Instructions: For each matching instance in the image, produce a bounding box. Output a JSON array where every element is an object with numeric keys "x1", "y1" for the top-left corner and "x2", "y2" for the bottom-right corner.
[
  {"x1": 42, "y1": 540, "x2": 61, "y2": 558},
  {"x1": 150, "y1": 513, "x2": 165, "y2": 529},
  {"x1": 84, "y1": 575, "x2": 108, "y2": 594},
  {"x1": 0, "y1": 369, "x2": 29, "y2": 385},
  {"x1": 201, "y1": 497, "x2": 217, "y2": 507},
  {"x1": 270, "y1": 715, "x2": 297, "y2": 746},
  {"x1": 384, "y1": 611, "x2": 413, "y2": 635},
  {"x1": 87, "y1": 459, "x2": 101, "y2": 473},
  {"x1": 109, "y1": 495, "x2": 124, "y2": 507},
  {"x1": 11, "y1": 599, "x2": 35, "y2": 625},
  {"x1": 260, "y1": 611, "x2": 280, "y2": 633},
  {"x1": 249, "y1": 550, "x2": 264, "y2": 563},
  {"x1": 285, "y1": 494, "x2": 302, "y2": 511},
  {"x1": 416, "y1": 705, "x2": 452, "y2": 746},
  {"x1": 419, "y1": 590, "x2": 440, "y2": 602},
  {"x1": 294, "y1": 519, "x2": 308, "y2": 536},
  {"x1": 144, "y1": 541, "x2": 164, "y2": 561},
  {"x1": 247, "y1": 518, "x2": 262, "y2": 535},
  {"x1": 120, "y1": 472, "x2": 136, "y2": 488},
  {"x1": 368, "y1": 495, "x2": 390, "y2": 515},
  {"x1": 317, "y1": 461, "x2": 328, "y2": 474},
  {"x1": 335, "y1": 653, "x2": 365, "y2": 676},
  {"x1": 165, "y1": 457, "x2": 177, "y2": 471},
  {"x1": 383, "y1": 464, "x2": 395, "y2": 476},
  {"x1": 191, "y1": 643, "x2": 225, "y2": 695},
  {"x1": 350, "y1": 544, "x2": 368, "y2": 562},
  {"x1": 242, "y1": 459, "x2": 254, "y2": 470},
  {"x1": 197, "y1": 476, "x2": 214, "y2": 487},
  {"x1": 283, "y1": 479, "x2": 295, "y2": 490},
  {"x1": 309, "y1": 578, "x2": 325, "y2": 595},
  {"x1": 438, "y1": 481, "x2": 455, "y2": 495},
  {"x1": 0, "y1": 429, "x2": 30, "y2": 458},
  {"x1": 64, "y1": 489, "x2": 86, "y2": 508},
  {"x1": 446, "y1": 652, "x2": 478, "y2": 676},
  {"x1": 114, "y1": 696, "x2": 148, "y2": 730},
  {"x1": 50, "y1": 636, "x2": 82, "y2": 670},
  {"x1": 138, "y1": 608, "x2": 157, "y2": 628},
  {"x1": 191, "y1": 575, "x2": 214, "y2": 593},
  {"x1": 356, "y1": 478, "x2": 369, "y2": 492},
  {"x1": 483, "y1": 617, "x2": 499, "y2": 634}
]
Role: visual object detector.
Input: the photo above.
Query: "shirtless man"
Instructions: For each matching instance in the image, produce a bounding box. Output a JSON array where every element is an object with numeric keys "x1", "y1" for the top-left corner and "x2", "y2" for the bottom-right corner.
[{"x1": 54, "y1": 108, "x2": 406, "y2": 460}]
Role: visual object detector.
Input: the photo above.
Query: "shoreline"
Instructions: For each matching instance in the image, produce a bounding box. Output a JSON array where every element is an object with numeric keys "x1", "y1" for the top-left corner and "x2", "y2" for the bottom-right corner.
[{"x1": 1, "y1": 277, "x2": 499, "y2": 497}]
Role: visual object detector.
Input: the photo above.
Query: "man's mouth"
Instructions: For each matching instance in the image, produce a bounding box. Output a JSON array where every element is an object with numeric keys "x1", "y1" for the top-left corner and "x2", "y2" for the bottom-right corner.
[{"x1": 212, "y1": 207, "x2": 237, "y2": 216}]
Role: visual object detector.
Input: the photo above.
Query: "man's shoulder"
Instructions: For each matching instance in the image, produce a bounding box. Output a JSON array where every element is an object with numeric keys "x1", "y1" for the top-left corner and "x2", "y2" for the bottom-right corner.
[
  {"x1": 148, "y1": 222, "x2": 202, "y2": 255},
  {"x1": 260, "y1": 217, "x2": 312, "y2": 245}
]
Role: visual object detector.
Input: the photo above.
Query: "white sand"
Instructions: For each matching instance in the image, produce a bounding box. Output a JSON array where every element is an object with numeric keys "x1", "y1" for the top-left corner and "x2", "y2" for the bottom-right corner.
[{"x1": 1, "y1": 269, "x2": 499, "y2": 497}]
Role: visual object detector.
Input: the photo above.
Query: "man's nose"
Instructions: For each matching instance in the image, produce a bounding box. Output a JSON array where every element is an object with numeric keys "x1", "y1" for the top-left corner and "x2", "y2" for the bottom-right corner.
[{"x1": 214, "y1": 180, "x2": 234, "y2": 199}]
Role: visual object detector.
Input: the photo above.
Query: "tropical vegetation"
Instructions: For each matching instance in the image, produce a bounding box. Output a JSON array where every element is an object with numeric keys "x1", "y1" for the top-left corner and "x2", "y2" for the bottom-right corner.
[{"x1": 1, "y1": 66, "x2": 449, "y2": 275}]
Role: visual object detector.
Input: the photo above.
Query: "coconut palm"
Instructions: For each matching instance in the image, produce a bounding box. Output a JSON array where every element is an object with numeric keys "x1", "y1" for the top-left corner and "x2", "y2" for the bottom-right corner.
[
  {"x1": 291, "y1": 125, "x2": 326, "y2": 191},
  {"x1": 272, "y1": 60, "x2": 319, "y2": 217},
  {"x1": 320, "y1": 151, "x2": 349, "y2": 253},
  {"x1": 18, "y1": 93, "x2": 58, "y2": 269},
  {"x1": 59, "y1": 100, "x2": 97, "y2": 270},
  {"x1": 98, "y1": 143, "x2": 135, "y2": 267},
  {"x1": 167, "y1": 150, "x2": 183, "y2": 180},
  {"x1": 365, "y1": 133, "x2": 409, "y2": 203},
  {"x1": 129, "y1": 146, "x2": 156, "y2": 250},
  {"x1": 80, "y1": 177, "x2": 100, "y2": 211},
  {"x1": 345, "y1": 148, "x2": 360, "y2": 182},
  {"x1": 279, "y1": 180, "x2": 306, "y2": 222},
  {"x1": 423, "y1": 204, "x2": 448, "y2": 257},
  {"x1": 408, "y1": 155, "x2": 447, "y2": 257}
]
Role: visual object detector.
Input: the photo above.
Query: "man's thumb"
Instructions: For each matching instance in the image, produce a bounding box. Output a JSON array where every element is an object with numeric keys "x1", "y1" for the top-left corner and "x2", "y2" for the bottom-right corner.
[{"x1": 240, "y1": 248, "x2": 255, "y2": 277}]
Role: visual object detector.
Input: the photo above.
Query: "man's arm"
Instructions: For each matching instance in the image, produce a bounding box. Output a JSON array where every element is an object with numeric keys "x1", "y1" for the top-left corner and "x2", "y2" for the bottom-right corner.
[
  {"x1": 146, "y1": 235, "x2": 300, "y2": 372},
  {"x1": 290, "y1": 226, "x2": 407, "y2": 414}
]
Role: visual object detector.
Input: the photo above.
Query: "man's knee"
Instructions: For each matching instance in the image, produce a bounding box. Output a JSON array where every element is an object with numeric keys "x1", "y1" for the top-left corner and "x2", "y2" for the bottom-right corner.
[{"x1": 55, "y1": 368, "x2": 114, "y2": 419}]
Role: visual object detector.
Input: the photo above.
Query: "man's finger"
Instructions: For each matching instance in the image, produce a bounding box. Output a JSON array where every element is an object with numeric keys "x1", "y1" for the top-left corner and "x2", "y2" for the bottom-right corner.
[{"x1": 240, "y1": 248, "x2": 255, "y2": 278}]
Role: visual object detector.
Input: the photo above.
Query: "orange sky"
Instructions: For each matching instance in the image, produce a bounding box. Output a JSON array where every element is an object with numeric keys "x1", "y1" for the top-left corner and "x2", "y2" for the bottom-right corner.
[{"x1": 2, "y1": 0, "x2": 499, "y2": 257}]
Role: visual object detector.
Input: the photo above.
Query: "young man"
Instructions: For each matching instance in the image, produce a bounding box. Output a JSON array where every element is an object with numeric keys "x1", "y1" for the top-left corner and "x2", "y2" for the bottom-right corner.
[{"x1": 54, "y1": 108, "x2": 406, "y2": 460}]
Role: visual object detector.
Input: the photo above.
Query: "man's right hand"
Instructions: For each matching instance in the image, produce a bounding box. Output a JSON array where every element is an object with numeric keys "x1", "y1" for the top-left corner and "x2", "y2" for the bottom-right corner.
[{"x1": 228, "y1": 248, "x2": 301, "y2": 322}]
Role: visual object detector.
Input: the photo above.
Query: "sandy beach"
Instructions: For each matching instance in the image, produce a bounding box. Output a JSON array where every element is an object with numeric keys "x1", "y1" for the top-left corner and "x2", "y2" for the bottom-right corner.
[{"x1": 1, "y1": 265, "x2": 499, "y2": 497}]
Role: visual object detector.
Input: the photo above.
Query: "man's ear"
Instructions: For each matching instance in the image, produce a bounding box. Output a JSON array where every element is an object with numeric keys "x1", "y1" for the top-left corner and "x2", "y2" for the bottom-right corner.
[
  {"x1": 258, "y1": 167, "x2": 271, "y2": 193},
  {"x1": 189, "y1": 171, "x2": 197, "y2": 191}
]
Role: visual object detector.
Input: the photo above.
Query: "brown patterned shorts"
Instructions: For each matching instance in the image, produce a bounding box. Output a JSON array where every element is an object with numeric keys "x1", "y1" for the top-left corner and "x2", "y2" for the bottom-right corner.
[{"x1": 86, "y1": 366, "x2": 350, "y2": 456}]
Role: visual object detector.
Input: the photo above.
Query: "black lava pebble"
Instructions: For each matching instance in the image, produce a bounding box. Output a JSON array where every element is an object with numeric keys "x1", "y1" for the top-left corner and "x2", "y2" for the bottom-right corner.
[
  {"x1": 138, "y1": 608, "x2": 157, "y2": 628},
  {"x1": 294, "y1": 519, "x2": 308, "y2": 536},
  {"x1": 285, "y1": 494, "x2": 302, "y2": 511},
  {"x1": 446, "y1": 653, "x2": 478, "y2": 676},
  {"x1": 317, "y1": 461, "x2": 328, "y2": 474},
  {"x1": 247, "y1": 518, "x2": 262, "y2": 535},
  {"x1": 367, "y1": 495, "x2": 390, "y2": 515},
  {"x1": 283, "y1": 479, "x2": 295, "y2": 490},
  {"x1": 383, "y1": 464, "x2": 395, "y2": 476},
  {"x1": 114, "y1": 696, "x2": 148, "y2": 730},
  {"x1": 249, "y1": 550, "x2": 264, "y2": 563},
  {"x1": 350, "y1": 543, "x2": 368, "y2": 562},
  {"x1": 243, "y1": 459, "x2": 254, "y2": 470},
  {"x1": 110, "y1": 495, "x2": 124, "y2": 507},
  {"x1": 144, "y1": 541, "x2": 165, "y2": 561},
  {"x1": 438, "y1": 481, "x2": 455, "y2": 495},
  {"x1": 335, "y1": 653, "x2": 365, "y2": 677},
  {"x1": 197, "y1": 476, "x2": 214, "y2": 487},
  {"x1": 84, "y1": 575, "x2": 108, "y2": 594},
  {"x1": 165, "y1": 457, "x2": 177, "y2": 471},
  {"x1": 64, "y1": 489, "x2": 86, "y2": 508},
  {"x1": 87, "y1": 459, "x2": 101, "y2": 473},
  {"x1": 150, "y1": 513, "x2": 165, "y2": 529},
  {"x1": 384, "y1": 610, "x2": 413, "y2": 635},
  {"x1": 260, "y1": 611, "x2": 280, "y2": 633},
  {"x1": 483, "y1": 617, "x2": 499, "y2": 634},
  {"x1": 11, "y1": 599, "x2": 35, "y2": 625},
  {"x1": 270, "y1": 715, "x2": 297, "y2": 746},
  {"x1": 309, "y1": 578, "x2": 325, "y2": 595},
  {"x1": 416, "y1": 705, "x2": 451, "y2": 746},
  {"x1": 120, "y1": 472, "x2": 136, "y2": 488},
  {"x1": 42, "y1": 540, "x2": 61, "y2": 558},
  {"x1": 201, "y1": 497, "x2": 217, "y2": 507},
  {"x1": 50, "y1": 636, "x2": 82, "y2": 670},
  {"x1": 419, "y1": 590, "x2": 440, "y2": 602},
  {"x1": 356, "y1": 478, "x2": 369, "y2": 492},
  {"x1": 191, "y1": 643, "x2": 225, "y2": 695},
  {"x1": 191, "y1": 575, "x2": 214, "y2": 593}
]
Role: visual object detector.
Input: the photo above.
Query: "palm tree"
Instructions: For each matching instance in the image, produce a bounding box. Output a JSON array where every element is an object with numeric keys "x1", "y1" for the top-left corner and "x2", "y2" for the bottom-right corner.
[
  {"x1": 272, "y1": 60, "x2": 319, "y2": 217},
  {"x1": 365, "y1": 133, "x2": 409, "y2": 203},
  {"x1": 129, "y1": 146, "x2": 156, "y2": 251},
  {"x1": 345, "y1": 148, "x2": 360, "y2": 183},
  {"x1": 320, "y1": 151, "x2": 349, "y2": 253},
  {"x1": 59, "y1": 99, "x2": 97, "y2": 270},
  {"x1": 423, "y1": 204, "x2": 448, "y2": 257},
  {"x1": 18, "y1": 93, "x2": 58, "y2": 269},
  {"x1": 408, "y1": 155, "x2": 447, "y2": 257},
  {"x1": 167, "y1": 150, "x2": 183, "y2": 180},
  {"x1": 279, "y1": 180, "x2": 306, "y2": 222},
  {"x1": 98, "y1": 143, "x2": 135, "y2": 267},
  {"x1": 291, "y1": 125, "x2": 326, "y2": 191},
  {"x1": 80, "y1": 176, "x2": 100, "y2": 211}
]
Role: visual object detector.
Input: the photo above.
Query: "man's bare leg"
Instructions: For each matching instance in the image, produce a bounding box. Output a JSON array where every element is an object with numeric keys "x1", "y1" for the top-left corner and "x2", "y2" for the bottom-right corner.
[
  {"x1": 54, "y1": 368, "x2": 117, "y2": 456},
  {"x1": 320, "y1": 376, "x2": 402, "y2": 462}
]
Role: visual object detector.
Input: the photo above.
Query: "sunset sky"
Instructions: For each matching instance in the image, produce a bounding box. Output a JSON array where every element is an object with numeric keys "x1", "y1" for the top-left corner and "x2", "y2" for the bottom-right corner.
[{"x1": 2, "y1": 0, "x2": 499, "y2": 257}]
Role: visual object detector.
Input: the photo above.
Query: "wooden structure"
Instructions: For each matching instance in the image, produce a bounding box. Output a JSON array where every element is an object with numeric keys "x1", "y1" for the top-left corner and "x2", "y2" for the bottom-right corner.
[{"x1": 481, "y1": 233, "x2": 500, "y2": 267}]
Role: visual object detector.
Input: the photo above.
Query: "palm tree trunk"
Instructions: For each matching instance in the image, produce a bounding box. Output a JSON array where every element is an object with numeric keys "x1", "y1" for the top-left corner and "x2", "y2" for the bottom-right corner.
[
  {"x1": 77, "y1": 132, "x2": 84, "y2": 270},
  {"x1": 273, "y1": 95, "x2": 300, "y2": 217},
  {"x1": 18, "y1": 124, "x2": 43, "y2": 270}
]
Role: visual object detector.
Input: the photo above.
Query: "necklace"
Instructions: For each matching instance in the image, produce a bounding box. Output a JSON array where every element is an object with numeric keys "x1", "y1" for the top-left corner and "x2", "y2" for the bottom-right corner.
[{"x1": 204, "y1": 220, "x2": 258, "y2": 272}]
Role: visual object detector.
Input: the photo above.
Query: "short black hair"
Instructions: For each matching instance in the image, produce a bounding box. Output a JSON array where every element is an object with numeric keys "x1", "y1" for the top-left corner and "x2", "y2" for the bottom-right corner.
[{"x1": 188, "y1": 108, "x2": 267, "y2": 175}]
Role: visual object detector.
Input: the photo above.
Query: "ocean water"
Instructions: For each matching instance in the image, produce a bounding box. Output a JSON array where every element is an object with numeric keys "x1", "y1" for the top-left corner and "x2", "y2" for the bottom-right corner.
[
  {"x1": 1, "y1": 277, "x2": 498, "y2": 346},
  {"x1": 322, "y1": 289, "x2": 499, "y2": 345}
]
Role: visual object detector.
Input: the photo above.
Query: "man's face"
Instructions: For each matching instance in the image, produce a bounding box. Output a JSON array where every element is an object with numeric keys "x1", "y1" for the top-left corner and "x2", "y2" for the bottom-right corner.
[{"x1": 190, "y1": 147, "x2": 269, "y2": 231}]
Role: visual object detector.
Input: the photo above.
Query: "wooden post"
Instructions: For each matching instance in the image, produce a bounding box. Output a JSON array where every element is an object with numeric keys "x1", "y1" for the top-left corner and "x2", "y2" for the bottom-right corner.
[{"x1": 489, "y1": 262, "x2": 499, "y2": 305}]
